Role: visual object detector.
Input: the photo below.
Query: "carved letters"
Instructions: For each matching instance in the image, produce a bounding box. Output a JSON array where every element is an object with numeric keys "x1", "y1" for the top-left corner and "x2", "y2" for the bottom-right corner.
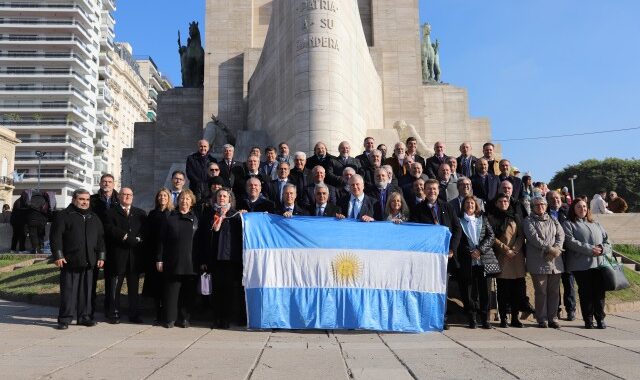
[{"x1": 297, "y1": 0, "x2": 340, "y2": 52}]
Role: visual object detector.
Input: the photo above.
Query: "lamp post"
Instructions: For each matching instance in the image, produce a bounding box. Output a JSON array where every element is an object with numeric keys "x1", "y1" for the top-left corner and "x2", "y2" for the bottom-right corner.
[
  {"x1": 35, "y1": 151, "x2": 47, "y2": 191},
  {"x1": 568, "y1": 175, "x2": 577, "y2": 200}
]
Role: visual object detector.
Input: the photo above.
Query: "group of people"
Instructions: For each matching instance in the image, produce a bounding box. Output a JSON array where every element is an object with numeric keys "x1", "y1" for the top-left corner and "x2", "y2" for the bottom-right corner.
[{"x1": 49, "y1": 136, "x2": 615, "y2": 332}]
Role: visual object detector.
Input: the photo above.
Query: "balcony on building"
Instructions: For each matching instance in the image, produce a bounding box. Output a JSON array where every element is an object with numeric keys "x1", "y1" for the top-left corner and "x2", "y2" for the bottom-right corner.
[
  {"x1": 147, "y1": 109, "x2": 157, "y2": 122},
  {"x1": 103, "y1": 0, "x2": 116, "y2": 12},
  {"x1": 1, "y1": 118, "x2": 91, "y2": 139},
  {"x1": 0, "y1": 18, "x2": 94, "y2": 43},
  {"x1": 14, "y1": 152, "x2": 91, "y2": 171},
  {"x1": 0, "y1": 67, "x2": 92, "y2": 91},
  {"x1": 18, "y1": 135, "x2": 92, "y2": 156},
  {"x1": 0, "y1": 34, "x2": 94, "y2": 58},
  {"x1": 0, "y1": 51, "x2": 95, "y2": 75},
  {"x1": 0, "y1": 2, "x2": 96, "y2": 28},
  {"x1": 0, "y1": 101, "x2": 92, "y2": 123},
  {"x1": 97, "y1": 82, "x2": 113, "y2": 107}
]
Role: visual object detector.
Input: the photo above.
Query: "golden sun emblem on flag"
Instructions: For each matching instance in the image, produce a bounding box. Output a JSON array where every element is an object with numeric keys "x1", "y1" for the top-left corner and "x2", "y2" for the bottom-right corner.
[{"x1": 331, "y1": 253, "x2": 363, "y2": 286}]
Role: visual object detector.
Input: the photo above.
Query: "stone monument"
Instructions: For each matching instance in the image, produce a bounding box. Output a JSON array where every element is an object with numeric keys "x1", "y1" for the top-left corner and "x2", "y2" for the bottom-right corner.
[{"x1": 178, "y1": 22, "x2": 205, "y2": 88}]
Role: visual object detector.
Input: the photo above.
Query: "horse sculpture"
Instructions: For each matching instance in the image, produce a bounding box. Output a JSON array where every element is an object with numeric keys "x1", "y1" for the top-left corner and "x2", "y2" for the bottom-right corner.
[
  {"x1": 178, "y1": 21, "x2": 205, "y2": 88},
  {"x1": 421, "y1": 23, "x2": 436, "y2": 83}
]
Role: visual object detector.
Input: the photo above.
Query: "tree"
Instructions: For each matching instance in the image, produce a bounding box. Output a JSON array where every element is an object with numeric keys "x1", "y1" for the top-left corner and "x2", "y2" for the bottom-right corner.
[{"x1": 549, "y1": 158, "x2": 640, "y2": 212}]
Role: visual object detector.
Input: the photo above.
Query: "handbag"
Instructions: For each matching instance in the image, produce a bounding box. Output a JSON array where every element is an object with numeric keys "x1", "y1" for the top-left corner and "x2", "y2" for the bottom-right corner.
[
  {"x1": 599, "y1": 255, "x2": 630, "y2": 291},
  {"x1": 199, "y1": 273, "x2": 212, "y2": 295},
  {"x1": 480, "y1": 249, "x2": 502, "y2": 276}
]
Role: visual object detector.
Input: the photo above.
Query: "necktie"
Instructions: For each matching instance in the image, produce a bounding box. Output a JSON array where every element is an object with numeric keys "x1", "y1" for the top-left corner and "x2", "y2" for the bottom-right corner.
[
  {"x1": 124, "y1": 208, "x2": 129, "y2": 217},
  {"x1": 350, "y1": 198, "x2": 358, "y2": 219},
  {"x1": 380, "y1": 189, "x2": 386, "y2": 214},
  {"x1": 172, "y1": 192, "x2": 179, "y2": 204},
  {"x1": 279, "y1": 180, "x2": 286, "y2": 201},
  {"x1": 430, "y1": 204, "x2": 439, "y2": 224},
  {"x1": 316, "y1": 207, "x2": 323, "y2": 216},
  {"x1": 462, "y1": 158, "x2": 469, "y2": 177}
]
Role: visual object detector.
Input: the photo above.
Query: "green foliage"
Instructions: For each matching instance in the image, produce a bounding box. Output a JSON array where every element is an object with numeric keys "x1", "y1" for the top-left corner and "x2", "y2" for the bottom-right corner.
[
  {"x1": 549, "y1": 158, "x2": 640, "y2": 212},
  {"x1": 615, "y1": 244, "x2": 640, "y2": 263}
]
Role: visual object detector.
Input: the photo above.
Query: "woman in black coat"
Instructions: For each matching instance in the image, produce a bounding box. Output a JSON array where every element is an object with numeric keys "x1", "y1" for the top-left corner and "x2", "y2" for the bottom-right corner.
[
  {"x1": 199, "y1": 188, "x2": 243, "y2": 329},
  {"x1": 457, "y1": 195, "x2": 496, "y2": 329},
  {"x1": 142, "y1": 188, "x2": 174, "y2": 323},
  {"x1": 156, "y1": 189, "x2": 199, "y2": 328}
]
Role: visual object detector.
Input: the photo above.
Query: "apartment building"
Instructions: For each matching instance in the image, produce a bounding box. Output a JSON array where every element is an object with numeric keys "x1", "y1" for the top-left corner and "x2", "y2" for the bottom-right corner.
[{"x1": 136, "y1": 57, "x2": 172, "y2": 122}]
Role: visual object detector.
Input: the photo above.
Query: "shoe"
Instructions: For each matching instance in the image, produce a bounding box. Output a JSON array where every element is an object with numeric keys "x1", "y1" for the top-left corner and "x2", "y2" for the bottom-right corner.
[
  {"x1": 108, "y1": 317, "x2": 120, "y2": 324},
  {"x1": 567, "y1": 311, "x2": 576, "y2": 321},
  {"x1": 481, "y1": 321, "x2": 492, "y2": 330},
  {"x1": 537, "y1": 322, "x2": 548, "y2": 328},
  {"x1": 499, "y1": 319, "x2": 508, "y2": 328},
  {"x1": 78, "y1": 319, "x2": 96, "y2": 327},
  {"x1": 510, "y1": 320, "x2": 524, "y2": 328},
  {"x1": 175, "y1": 320, "x2": 190, "y2": 328},
  {"x1": 56, "y1": 322, "x2": 69, "y2": 330},
  {"x1": 129, "y1": 316, "x2": 144, "y2": 324},
  {"x1": 163, "y1": 321, "x2": 174, "y2": 328},
  {"x1": 596, "y1": 320, "x2": 607, "y2": 329},
  {"x1": 548, "y1": 321, "x2": 561, "y2": 329}
]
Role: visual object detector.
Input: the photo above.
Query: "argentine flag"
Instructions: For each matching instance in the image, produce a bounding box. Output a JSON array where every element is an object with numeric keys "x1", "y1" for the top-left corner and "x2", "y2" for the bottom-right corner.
[{"x1": 242, "y1": 213, "x2": 451, "y2": 332}]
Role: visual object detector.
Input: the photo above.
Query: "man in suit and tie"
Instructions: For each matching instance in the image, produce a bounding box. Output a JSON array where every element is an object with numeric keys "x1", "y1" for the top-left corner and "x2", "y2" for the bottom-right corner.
[
  {"x1": 362, "y1": 149, "x2": 383, "y2": 186},
  {"x1": 103, "y1": 187, "x2": 147, "y2": 324},
  {"x1": 266, "y1": 161, "x2": 292, "y2": 208},
  {"x1": 169, "y1": 170, "x2": 186, "y2": 207},
  {"x1": 259, "y1": 146, "x2": 279, "y2": 181},
  {"x1": 366, "y1": 167, "x2": 402, "y2": 220},
  {"x1": 449, "y1": 176, "x2": 484, "y2": 217},
  {"x1": 237, "y1": 177, "x2": 275, "y2": 213},
  {"x1": 303, "y1": 166, "x2": 337, "y2": 209},
  {"x1": 410, "y1": 178, "x2": 462, "y2": 330},
  {"x1": 336, "y1": 174, "x2": 376, "y2": 222},
  {"x1": 309, "y1": 183, "x2": 341, "y2": 217},
  {"x1": 385, "y1": 142, "x2": 411, "y2": 180},
  {"x1": 329, "y1": 141, "x2": 362, "y2": 185},
  {"x1": 405, "y1": 137, "x2": 426, "y2": 170},
  {"x1": 279, "y1": 184, "x2": 309, "y2": 217},
  {"x1": 355, "y1": 136, "x2": 376, "y2": 170},
  {"x1": 218, "y1": 144, "x2": 242, "y2": 187},
  {"x1": 425, "y1": 141, "x2": 451, "y2": 179},
  {"x1": 456, "y1": 142, "x2": 477, "y2": 178},
  {"x1": 498, "y1": 159, "x2": 524, "y2": 200},
  {"x1": 470, "y1": 158, "x2": 499, "y2": 203}
]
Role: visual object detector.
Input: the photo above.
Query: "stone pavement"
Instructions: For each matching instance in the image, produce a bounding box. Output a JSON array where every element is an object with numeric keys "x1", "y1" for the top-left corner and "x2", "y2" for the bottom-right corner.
[{"x1": 2, "y1": 299, "x2": 640, "y2": 379}]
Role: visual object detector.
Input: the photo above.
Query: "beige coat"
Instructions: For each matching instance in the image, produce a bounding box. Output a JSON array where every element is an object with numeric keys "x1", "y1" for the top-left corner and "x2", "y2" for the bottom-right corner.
[
  {"x1": 523, "y1": 213, "x2": 565, "y2": 274},
  {"x1": 488, "y1": 216, "x2": 526, "y2": 279}
]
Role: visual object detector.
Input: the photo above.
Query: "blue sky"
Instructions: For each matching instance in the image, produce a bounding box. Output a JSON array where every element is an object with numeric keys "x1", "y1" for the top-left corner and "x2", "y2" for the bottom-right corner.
[{"x1": 115, "y1": 0, "x2": 640, "y2": 183}]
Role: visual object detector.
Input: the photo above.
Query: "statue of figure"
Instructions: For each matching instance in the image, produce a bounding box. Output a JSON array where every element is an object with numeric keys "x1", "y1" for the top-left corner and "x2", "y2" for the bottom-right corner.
[
  {"x1": 393, "y1": 120, "x2": 434, "y2": 157},
  {"x1": 178, "y1": 22, "x2": 205, "y2": 88},
  {"x1": 204, "y1": 114, "x2": 236, "y2": 154},
  {"x1": 421, "y1": 23, "x2": 436, "y2": 83},
  {"x1": 432, "y1": 39, "x2": 441, "y2": 83}
]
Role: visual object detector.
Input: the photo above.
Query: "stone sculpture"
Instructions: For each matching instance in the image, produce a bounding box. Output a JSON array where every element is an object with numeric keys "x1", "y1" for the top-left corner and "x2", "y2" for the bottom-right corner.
[
  {"x1": 178, "y1": 22, "x2": 205, "y2": 88},
  {"x1": 393, "y1": 120, "x2": 434, "y2": 157},
  {"x1": 432, "y1": 39, "x2": 441, "y2": 83},
  {"x1": 421, "y1": 23, "x2": 436, "y2": 83},
  {"x1": 204, "y1": 114, "x2": 236, "y2": 153}
]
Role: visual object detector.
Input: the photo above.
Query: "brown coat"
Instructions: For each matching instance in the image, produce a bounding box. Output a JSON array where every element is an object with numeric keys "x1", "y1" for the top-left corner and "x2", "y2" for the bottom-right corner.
[
  {"x1": 608, "y1": 197, "x2": 628, "y2": 213},
  {"x1": 488, "y1": 215, "x2": 526, "y2": 279}
]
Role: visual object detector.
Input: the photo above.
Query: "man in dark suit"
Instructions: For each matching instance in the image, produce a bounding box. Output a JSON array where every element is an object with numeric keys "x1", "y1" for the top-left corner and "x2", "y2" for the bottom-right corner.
[
  {"x1": 399, "y1": 161, "x2": 429, "y2": 188},
  {"x1": 335, "y1": 167, "x2": 356, "y2": 201},
  {"x1": 278, "y1": 184, "x2": 309, "y2": 217},
  {"x1": 103, "y1": 187, "x2": 147, "y2": 324},
  {"x1": 185, "y1": 139, "x2": 217, "y2": 201},
  {"x1": 456, "y1": 142, "x2": 477, "y2": 178},
  {"x1": 52, "y1": 189, "x2": 105, "y2": 329},
  {"x1": 547, "y1": 190, "x2": 575, "y2": 321},
  {"x1": 449, "y1": 177, "x2": 484, "y2": 217},
  {"x1": 385, "y1": 142, "x2": 411, "y2": 180},
  {"x1": 470, "y1": 158, "x2": 499, "y2": 203},
  {"x1": 362, "y1": 149, "x2": 383, "y2": 187},
  {"x1": 259, "y1": 146, "x2": 279, "y2": 181},
  {"x1": 233, "y1": 155, "x2": 268, "y2": 200},
  {"x1": 405, "y1": 178, "x2": 427, "y2": 211},
  {"x1": 302, "y1": 166, "x2": 337, "y2": 208},
  {"x1": 237, "y1": 177, "x2": 275, "y2": 213},
  {"x1": 329, "y1": 141, "x2": 362, "y2": 186},
  {"x1": 336, "y1": 175, "x2": 376, "y2": 222},
  {"x1": 218, "y1": 144, "x2": 243, "y2": 188},
  {"x1": 289, "y1": 151, "x2": 310, "y2": 197},
  {"x1": 405, "y1": 137, "x2": 426, "y2": 170},
  {"x1": 425, "y1": 141, "x2": 450, "y2": 179},
  {"x1": 482, "y1": 142, "x2": 500, "y2": 175},
  {"x1": 355, "y1": 136, "x2": 376, "y2": 170},
  {"x1": 410, "y1": 178, "x2": 462, "y2": 330},
  {"x1": 365, "y1": 167, "x2": 402, "y2": 220},
  {"x1": 265, "y1": 161, "x2": 293, "y2": 208},
  {"x1": 308, "y1": 183, "x2": 341, "y2": 217},
  {"x1": 305, "y1": 141, "x2": 340, "y2": 186},
  {"x1": 498, "y1": 159, "x2": 524, "y2": 200}
]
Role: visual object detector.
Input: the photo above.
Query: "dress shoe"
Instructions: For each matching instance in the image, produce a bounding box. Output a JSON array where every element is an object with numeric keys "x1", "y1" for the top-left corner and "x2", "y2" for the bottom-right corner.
[
  {"x1": 584, "y1": 321, "x2": 594, "y2": 329},
  {"x1": 510, "y1": 319, "x2": 524, "y2": 328},
  {"x1": 175, "y1": 320, "x2": 190, "y2": 328},
  {"x1": 443, "y1": 323, "x2": 450, "y2": 330},
  {"x1": 468, "y1": 318, "x2": 477, "y2": 329},
  {"x1": 596, "y1": 320, "x2": 607, "y2": 329},
  {"x1": 499, "y1": 319, "x2": 508, "y2": 328},
  {"x1": 78, "y1": 319, "x2": 96, "y2": 327},
  {"x1": 566, "y1": 311, "x2": 576, "y2": 321},
  {"x1": 163, "y1": 321, "x2": 175, "y2": 328},
  {"x1": 548, "y1": 321, "x2": 561, "y2": 329},
  {"x1": 129, "y1": 316, "x2": 144, "y2": 324},
  {"x1": 56, "y1": 322, "x2": 69, "y2": 330},
  {"x1": 108, "y1": 317, "x2": 120, "y2": 325},
  {"x1": 481, "y1": 321, "x2": 492, "y2": 330},
  {"x1": 537, "y1": 322, "x2": 548, "y2": 328}
]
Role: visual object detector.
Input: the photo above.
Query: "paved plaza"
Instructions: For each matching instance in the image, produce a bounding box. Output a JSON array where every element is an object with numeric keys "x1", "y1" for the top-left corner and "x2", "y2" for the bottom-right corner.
[{"x1": 1, "y1": 299, "x2": 640, "y2": 379}]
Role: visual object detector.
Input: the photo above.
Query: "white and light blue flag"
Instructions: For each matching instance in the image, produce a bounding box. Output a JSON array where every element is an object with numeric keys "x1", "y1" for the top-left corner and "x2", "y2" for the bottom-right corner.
[{"x1": 242, "y1": 213, "x2": 451, "y2": 332}]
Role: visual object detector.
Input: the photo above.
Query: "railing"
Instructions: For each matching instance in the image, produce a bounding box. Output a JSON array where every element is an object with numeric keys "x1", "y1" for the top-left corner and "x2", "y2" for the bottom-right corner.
[
  {"x1": 0, "y1": 119, "x2": 89, "y2": 134},
  {"x1": 0, "y1": 18, "x2": 92, "y2": 39},
  {"x1": 0, "y1": 68, "x2": 91, "y2": 86},
  {"x1": 15, "y1": 154, "x2": 90, "y2": 167},
  {"x1": 0, "y1": 52, "x2": 92, "y2": 71},
  {"x1": 0, "y1": 3, "x2": 93, "y2": 22},
  {"x1": 0, "y1": 35, "x2": 92, "y2": 54},
  {"x1": 19, "y1": 136, "x2": 91, "y2": 152},
  {"x1": 0, "y1": 102, "x2": 90, "y2": 117},
  {"x1": 21, "y1": 172, "x2": 90, "y2": 183}
]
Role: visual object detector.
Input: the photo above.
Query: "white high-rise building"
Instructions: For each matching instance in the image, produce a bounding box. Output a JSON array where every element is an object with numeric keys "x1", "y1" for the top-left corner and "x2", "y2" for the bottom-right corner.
[
  {"x1": 136, "y1": 57, "x2": 172, "y2": 122},
  {"x1": 0, "y1": 0, "x2": 116, "y2": 206}
]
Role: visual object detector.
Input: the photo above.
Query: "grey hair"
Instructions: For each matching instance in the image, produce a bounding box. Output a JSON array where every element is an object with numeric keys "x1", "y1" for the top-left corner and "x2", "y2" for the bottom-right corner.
[
  {"x1": 531, "y1": 196, "x2": 547, "y2": 205},
  {"x1": 294, "y1": 151, "x2": 307, "y2": 160},
  {"x1": 223, "y1": 144, "x2": 234, "y2": 150},
  {"x1": 314, "y1": 182, "x2": 329, "y2": 194},
  {"x1": 342, "y1": 166, "x2": 356, "y2": 176},
  {"x1": 349, "y1": 174, "x2": 364, "y2": 185},
  {"x1": 283, "y1": 183, "x2": 297, "y2": 193}
]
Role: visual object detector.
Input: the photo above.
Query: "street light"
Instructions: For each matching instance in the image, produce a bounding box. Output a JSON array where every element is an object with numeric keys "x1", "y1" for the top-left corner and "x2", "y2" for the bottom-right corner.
[
  {"x1": 568, "y1": 175, "x2": 577, "y2": 200},
  {"x1": 35, "y1": 150, "x2": 47, "y2": 191}
]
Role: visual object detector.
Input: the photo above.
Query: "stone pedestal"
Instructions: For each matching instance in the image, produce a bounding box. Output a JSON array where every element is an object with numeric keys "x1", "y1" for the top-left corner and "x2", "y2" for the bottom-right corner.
[{"x1": 121, "y1": 88, "x2": 203, "y2": 210}]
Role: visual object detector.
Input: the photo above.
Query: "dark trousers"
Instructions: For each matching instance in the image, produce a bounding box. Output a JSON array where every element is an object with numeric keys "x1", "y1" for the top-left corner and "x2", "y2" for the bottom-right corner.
[
  {"x1": 573, "y1": 269, "x2": 606, "y2": 322},
  {"x1": 90, "y1": 267, "x2": 100, "y2": 319},
  {"x1": 106, "y1": 272, "x2": 140, "y2": 319},
  {"x1": 58, "y1": 266, "x2": 94, "y2": 324},
  {"x1": 559, "y1": 272, "x2": 576, "y2": 313},
  {"x1": 458, "y1": 266, "x2": 490, "y2": 321},
  {"x1": 213, "y1": 261, "x2": 246, "y2": 325},
  {"x1": 27, "y1": 223, "x2": 45, "y2": 253},
  {"x1": 496, "y1": 277, "x2": 526, "y2": 320},
  {"x1": 163, "y1": 274, "x2": 196, "y2": 323},
  {"x1": 10, "y1": 224, "x2": 26, "y2": 251}
]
